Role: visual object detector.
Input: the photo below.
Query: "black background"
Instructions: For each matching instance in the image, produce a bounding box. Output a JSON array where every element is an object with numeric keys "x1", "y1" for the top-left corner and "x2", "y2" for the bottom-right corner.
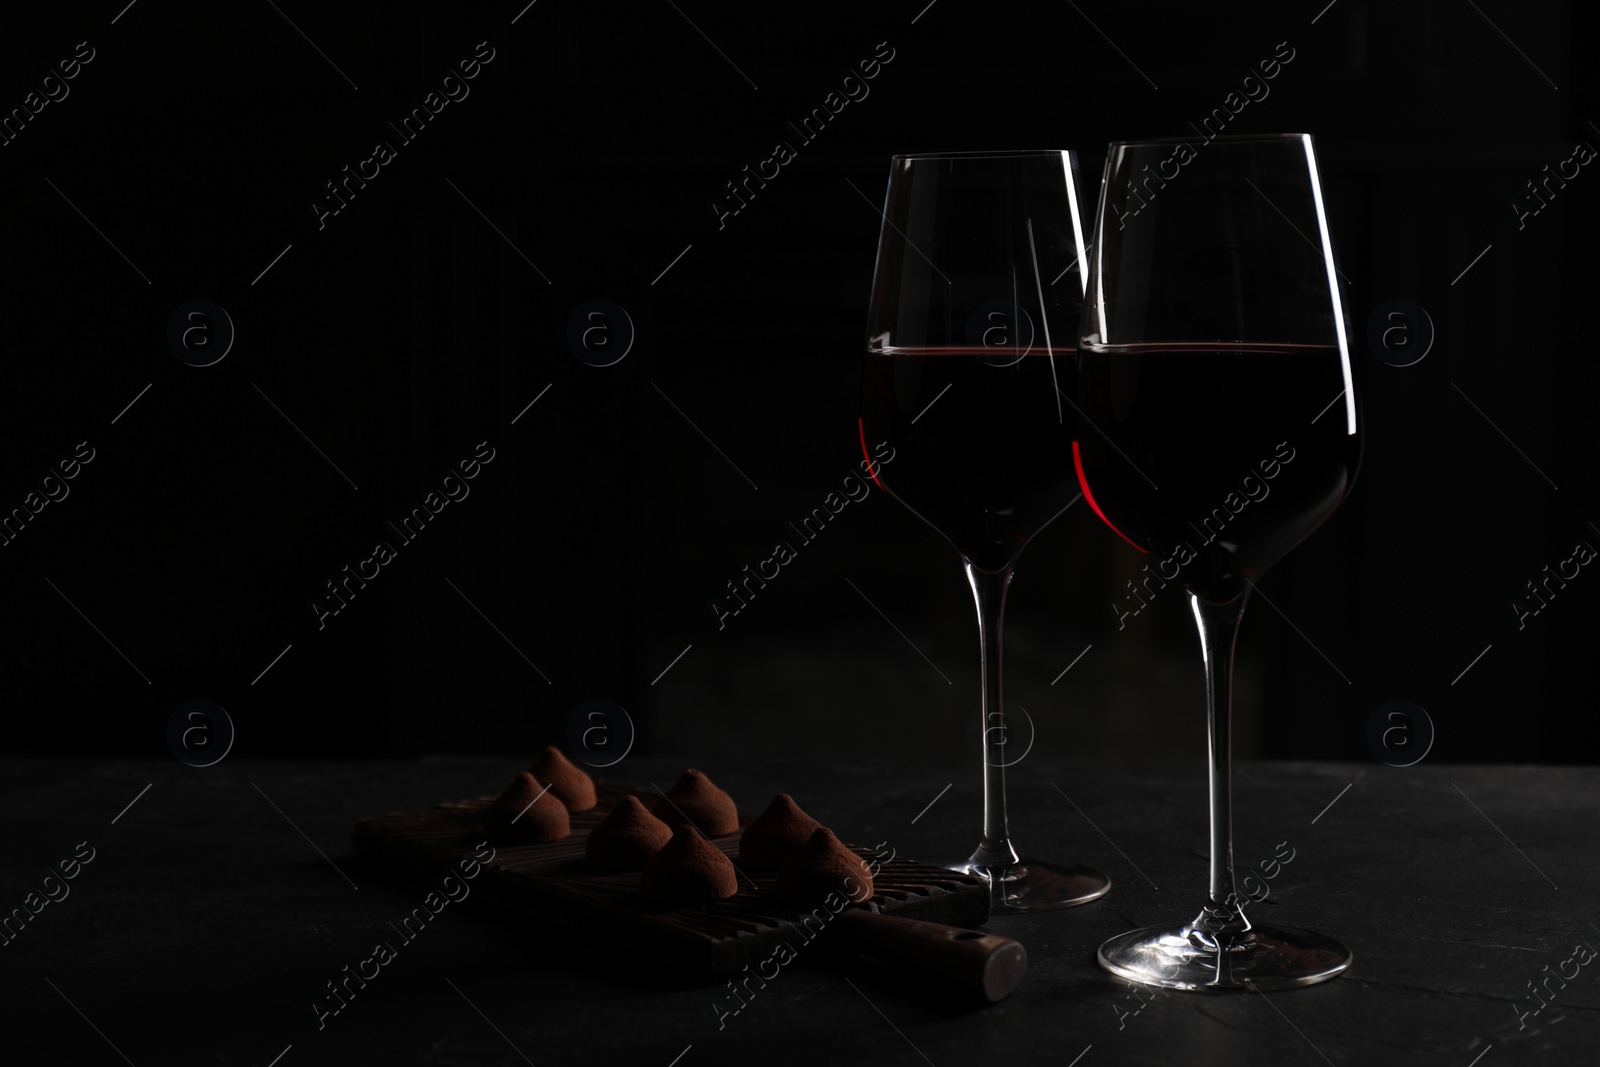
[{"x1": 2, "y1": 0, "x2": 1595, "y2": 766}]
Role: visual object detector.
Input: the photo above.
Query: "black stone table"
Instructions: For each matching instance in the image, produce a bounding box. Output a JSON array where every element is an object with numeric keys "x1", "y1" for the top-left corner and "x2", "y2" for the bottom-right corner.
[{"x1": 5, "y1": 757, "x2": 1595, "y2": 1064}]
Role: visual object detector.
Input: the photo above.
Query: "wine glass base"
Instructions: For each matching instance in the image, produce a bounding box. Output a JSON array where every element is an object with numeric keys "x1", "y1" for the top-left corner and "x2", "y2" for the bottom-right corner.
[
  {"x1": 952, "y1": 857, "x2": 1111, "y2": 912},
  {"x1": 1098, "y1": 923, "x2": 1351, "y2": 991}
]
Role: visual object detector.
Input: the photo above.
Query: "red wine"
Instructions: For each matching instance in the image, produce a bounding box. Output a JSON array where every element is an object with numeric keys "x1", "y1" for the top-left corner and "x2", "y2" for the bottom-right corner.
[
  {"x1": 862, "y1": 346, "x2": 1079, "y2": 572},
  {"x1": 1072, "y1": 343, "x2": 1359, "y2": 602}
]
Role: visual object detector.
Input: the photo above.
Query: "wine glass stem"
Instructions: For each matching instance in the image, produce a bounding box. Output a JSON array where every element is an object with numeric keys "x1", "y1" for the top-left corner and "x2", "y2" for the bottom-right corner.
[
  {"x1": 1191, "y1": 591, "x2": 1249, "y2": 930},
  {"x1": 965, "y1": 561, "x2": 1020, "y2": 870}
]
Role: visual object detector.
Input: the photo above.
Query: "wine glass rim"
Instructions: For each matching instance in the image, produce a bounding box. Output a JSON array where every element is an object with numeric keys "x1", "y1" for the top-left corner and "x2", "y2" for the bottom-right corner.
[
  {"x1": 1107, "y1": 132, "x2": 1313, "y2": 148},
  {"x1": 890, "y1": 149, "x2": 1076, "y2": 160}
]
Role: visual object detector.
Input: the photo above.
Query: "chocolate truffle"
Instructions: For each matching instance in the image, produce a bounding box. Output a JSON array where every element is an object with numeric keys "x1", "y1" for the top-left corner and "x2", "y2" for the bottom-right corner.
[
  {"x1": 484, "y1": 771, "x2": 570, "y2": 844},
  {"x1": 777, "y1": 828, "x2": 874, "y2": 907},
  {"x1": 585, "y1": 795, "x2": 673, "y2": 872},
  {"x1": 640, "y1": 824, "x2": 739, "y2": 904},
  {"x1": 530, "y1": 746, "x2": 597, "y2": 812},
  {"x1": 738, "y1": 794, "x2": 824, "y2": 872},
  {"x1": 651, "y1": 769, "x2": 738, "y2": 837}
]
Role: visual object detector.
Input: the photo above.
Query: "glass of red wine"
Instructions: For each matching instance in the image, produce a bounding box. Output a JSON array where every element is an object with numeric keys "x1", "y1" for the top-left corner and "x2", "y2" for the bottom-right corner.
[
  {"x1": 1074, "y1": 134, "x2": 1359, "y2": 988},
  {"x1": 860, "y1": 150, "x2": 1111, "y2": 911}
]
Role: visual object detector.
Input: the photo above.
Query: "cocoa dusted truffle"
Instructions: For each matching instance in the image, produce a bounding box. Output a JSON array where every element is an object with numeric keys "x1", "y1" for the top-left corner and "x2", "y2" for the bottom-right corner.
[
  {"x1": 530, "y1": 746, "x2": 597, "y2": 812},
  {"x1": 650, "y1": 769, "x2": 738, "y2": 838},
  {"x1": 640, "y1": 824, "x2": 739, "y2": 904},
  {"x1": 777, "y1": 828, "x2": 874, "y2": 907},
  {"x1": 738, "y1": 794, "x2": 824, "y2": 872},
  {"x1": 484, "y1": 771, "x2": 570, "y2": 844},
  {"x1": 585, "y1": 795, "x2": 672, "y2": 871}
]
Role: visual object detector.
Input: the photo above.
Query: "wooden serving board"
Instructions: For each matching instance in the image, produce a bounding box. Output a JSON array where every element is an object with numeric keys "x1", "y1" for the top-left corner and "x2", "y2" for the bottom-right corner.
[{"x1": 352, "y1": 783, "x2": 990, "y2": 978}]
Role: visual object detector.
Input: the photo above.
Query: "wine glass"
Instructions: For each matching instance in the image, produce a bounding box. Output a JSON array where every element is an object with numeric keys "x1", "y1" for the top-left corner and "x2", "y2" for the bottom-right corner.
[
  {"x1": 1073, "y1": 133, "x2": 1359, "y2": 988},
  {"x1": 860, "y1": 150, "x2": 1111, "y2": 911}
]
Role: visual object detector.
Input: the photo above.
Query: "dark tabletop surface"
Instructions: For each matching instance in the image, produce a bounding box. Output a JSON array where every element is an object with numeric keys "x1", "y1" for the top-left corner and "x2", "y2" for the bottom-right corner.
[{"x1": 4, "y1": 756, "x2": 1595, "y2": 1066}]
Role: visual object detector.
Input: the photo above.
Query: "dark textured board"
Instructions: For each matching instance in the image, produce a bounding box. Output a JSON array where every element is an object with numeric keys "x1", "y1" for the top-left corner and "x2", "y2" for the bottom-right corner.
[{"x1": 352, "y1": 782, "x2": 991, "y2": 978}]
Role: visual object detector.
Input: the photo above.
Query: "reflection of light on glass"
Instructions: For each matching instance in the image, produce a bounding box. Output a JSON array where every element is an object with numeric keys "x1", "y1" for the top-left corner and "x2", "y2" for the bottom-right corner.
[
  {"x1": 1302, "y1": 135, "x2": 1356, "y2": 437},
  {"x1": 1090, "y1": 147, "x2": 1118, "y2": 346},
  {"x1": 1062, "y1": 150, "x2": 1087, "y2": 297},
  {"x1": 858, "y1": 417, "x2": 886, "y2": 494},
  {"x1": 1025, "y1": 218, "x2": 1064, "y2": 424},
  {"x1": 1073, "y1": 440, "x2": 1147, "y2": 553}
]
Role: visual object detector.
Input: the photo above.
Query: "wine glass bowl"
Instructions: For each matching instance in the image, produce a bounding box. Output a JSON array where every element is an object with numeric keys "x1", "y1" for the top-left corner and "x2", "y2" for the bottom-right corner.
[
  {"x1": 1074, "y1": 133, "x2": 1359, "y2": 987},
  {"x1": 860, "y1": 150, "x2": 1110, "y2": 911}
]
